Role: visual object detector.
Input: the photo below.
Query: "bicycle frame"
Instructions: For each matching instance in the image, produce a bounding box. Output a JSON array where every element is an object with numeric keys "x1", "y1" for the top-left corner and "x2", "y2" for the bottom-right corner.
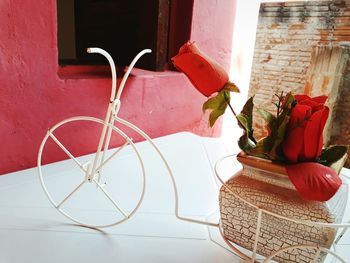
[
  {"x1": 85, "y1": 47, "x2": 219, "y2": 227},
  {"x1": 86, "y1": 48, "x2": 151, "y2": 183}
]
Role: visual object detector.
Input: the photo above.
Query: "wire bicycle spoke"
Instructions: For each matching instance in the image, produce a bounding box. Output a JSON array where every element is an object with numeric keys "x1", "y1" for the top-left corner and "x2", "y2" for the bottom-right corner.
[
  {"x1": 56, "y1": 179, "x2": 86, "y2": 208},
  {"x1": 93, "y1": 178, "x2": 128, "y2": 218},
  {"x1": 48, "y1": 131, "x2": 87, "y2": 173},
  {"x1": 95, "y1": 139, "x2": 131, "y2": 174}
]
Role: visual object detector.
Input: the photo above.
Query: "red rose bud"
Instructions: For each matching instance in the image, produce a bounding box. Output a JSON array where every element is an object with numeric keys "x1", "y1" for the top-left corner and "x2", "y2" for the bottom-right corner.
[
  {"x1": 171, "y1": 41, "x2": 229, "y2": 97},
  {"x1": 282, "y1": 95, "x2": 329, "y2": 163},
  {"x1": 286, "y1": 162, "x2": 342, "y2": 202}
]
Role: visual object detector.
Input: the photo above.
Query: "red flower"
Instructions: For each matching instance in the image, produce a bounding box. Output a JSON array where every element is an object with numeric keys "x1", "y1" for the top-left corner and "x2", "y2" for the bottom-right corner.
[
  {"x1": 171, "y1": 41, "x2": 229, "y2": 97},
  {"x1": 282, "y1": 95, "x2": 329, "y2": 163}
]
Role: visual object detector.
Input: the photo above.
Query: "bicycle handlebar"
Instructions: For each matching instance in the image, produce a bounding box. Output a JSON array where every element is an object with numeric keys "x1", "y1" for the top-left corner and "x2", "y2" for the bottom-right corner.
[{"x1": 87, "y1": 47, "x2": 152, "y2": 102}]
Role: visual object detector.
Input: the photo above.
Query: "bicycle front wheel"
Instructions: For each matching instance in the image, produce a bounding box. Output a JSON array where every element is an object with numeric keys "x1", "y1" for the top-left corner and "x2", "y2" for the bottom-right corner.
[{"x1": 37, "y1": 116, "x2": 146, "y2": 228}]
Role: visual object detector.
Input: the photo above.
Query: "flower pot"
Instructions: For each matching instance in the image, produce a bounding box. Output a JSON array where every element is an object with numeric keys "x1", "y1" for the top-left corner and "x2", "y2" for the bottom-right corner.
[{"x1": 219, "y1": 153, "x2": 348, "y2": 262}]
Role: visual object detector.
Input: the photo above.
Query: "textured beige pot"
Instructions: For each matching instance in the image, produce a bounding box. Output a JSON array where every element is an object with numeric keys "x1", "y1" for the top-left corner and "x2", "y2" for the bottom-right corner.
[{"x1": 219, "y1": 153, "x2": 347, "y2": 263}]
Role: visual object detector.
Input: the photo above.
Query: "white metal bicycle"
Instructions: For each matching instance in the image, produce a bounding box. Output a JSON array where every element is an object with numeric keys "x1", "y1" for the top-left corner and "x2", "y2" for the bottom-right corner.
[{"x1": 37, "y1": 47, "x2": 218, "y2": 229}]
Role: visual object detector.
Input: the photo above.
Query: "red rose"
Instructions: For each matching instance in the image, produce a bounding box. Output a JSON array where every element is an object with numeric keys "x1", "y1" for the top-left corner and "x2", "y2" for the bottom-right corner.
[
  {"x1": 282, "y1": 95, "x2": 329, "y2": 163},
  {"x1": 171, "y1": 41, "x2": 229, "y2": 97}
]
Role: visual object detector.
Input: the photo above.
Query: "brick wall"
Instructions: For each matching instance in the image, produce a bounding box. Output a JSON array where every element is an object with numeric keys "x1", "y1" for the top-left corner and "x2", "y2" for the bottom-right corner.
[
  {"x1": 330, "y1": 69, "x2": 350, "y2": 167},
  {"x1": 249, "y1": 0, "x2": 350, "y2": 167}
]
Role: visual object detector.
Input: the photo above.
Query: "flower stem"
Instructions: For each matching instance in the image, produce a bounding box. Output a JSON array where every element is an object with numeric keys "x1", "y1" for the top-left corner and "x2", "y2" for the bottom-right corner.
[
  {"x1": 223, "y1": 92, "x2": 237, "y2": 117},
  {"x1": 227, "y1": 100, "x2": 237, "y2": 117},
  {"x1": 222, "y1": 90, "x2": 246, "y2": 130}
]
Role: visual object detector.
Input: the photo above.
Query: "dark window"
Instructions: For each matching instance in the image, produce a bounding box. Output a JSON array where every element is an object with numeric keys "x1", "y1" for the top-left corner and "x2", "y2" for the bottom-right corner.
[{"x1": 57, "y1": 0, "x2": 193, "y2": 71}]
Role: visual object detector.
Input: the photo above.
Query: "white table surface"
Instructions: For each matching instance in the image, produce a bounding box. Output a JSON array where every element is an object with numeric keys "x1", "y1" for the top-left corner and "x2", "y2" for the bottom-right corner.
[
  {"x1": 0, "y1": 132, "x2": 239, "y2": 263},
  {"x1": 0, "y1": 132, "x2": 349, "y2": 263}
]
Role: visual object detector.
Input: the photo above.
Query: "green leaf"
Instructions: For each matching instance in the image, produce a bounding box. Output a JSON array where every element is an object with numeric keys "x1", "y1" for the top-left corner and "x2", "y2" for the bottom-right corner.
[
  {"x1": 222, "y1": 89, "x2": 231, "y2": 108},
  {"x1": 203, "y1": 95, "x2": 223, "y2": 112},
  {"x1": 282, "y1": 92, "x2": 295, "y2": 108},
  {"x1": 236, "y1": 96, "x2": 258, "y2": 152},
  {"x1": 202, "y1": 90, "x2": 229, "y2": 127},
  {"x1": 236, "y1": 113, "x2": 249, "y2": 131},
  {"x1": 248, "y1": 139, "x2": 270, "y2": 159},
  {"x1": 241, "y1": 96, "x2": 254, "y2": 131},
  {"x1": 257, "y1": 136, "x2": 274, "y2": 153},
  {"x1": 241, "y1": 96, "x2": 254, "y2": 116},
  {"x1": 236, "y1": 112, "x2": 258, "y2": 152},
  {"x1": 249, "y1": 114, "x2": 289, "y2": 161},
  {"x1": 208, "y1": 108, "x2": 226, "y2": 127},
  {"x1": 257, "y1": 108, "x2": 277, "y2": 129},
  {"x1": 223, "y1": 81, "x2": 240, "y2": 93},
  {"x1": 318, "y1": 145, "x2": 349, "y2": 166},
  {"x1": 236, "y1": 97, "x2": 255, "y2": 135},
  {"x1": 238, "y1": 133, "x2": 256, "y2": 152},
  {"x1": 257, "y1": 108, "x2": 276, "y2": 122},
  {"x1": 203, "y1": 90, "x2": 229, "y2": 112},
  {"x1": 268, "y1": 116, "x2": 290, "y2": 160},
  {"x1": 279, "y1": 92, "x2": 295, "y2": 120}
]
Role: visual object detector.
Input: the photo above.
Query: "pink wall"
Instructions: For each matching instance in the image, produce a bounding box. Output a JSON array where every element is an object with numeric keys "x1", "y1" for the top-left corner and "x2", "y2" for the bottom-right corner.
[{"x1": 0, "y1": 0, "x2": 236, "y2": 175}]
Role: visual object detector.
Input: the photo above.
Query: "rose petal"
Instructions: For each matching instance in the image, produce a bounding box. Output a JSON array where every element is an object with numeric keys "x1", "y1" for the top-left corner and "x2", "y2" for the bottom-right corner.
[
  {"x1": 294, "y1": 94, "x2": 311, "y2": 102},
  {"x1": 295, "y1": 94, "x2": 328, "y2": 105},
  {"x1": 282, "y1": 126, "x2": 305, "y2": 163},
  {"x1": 172, "y1": 41, "x2": 229, "y2": 97},
  {"x1": 297, "y1": 95, "x2": 327, "y2": 112},
  {"x1": 298, "y1": 99, "x2": 319, "y2": 112},
  {"x1": 282, "y1": 104, "x2": 311, "y2": 163},
  {"x1": 311, "y1": 95, "x2": 328, "y2": 104},
  {"x1": 288, "y1": 104, "x2": 312, "y2": 127},
  {"x1": 177, "y1": 41, "x2": 200, "y2": 55},
  {"x1": 302, "y1": 106, "x2": 329, "y2": 160},
  {"x1": 172, "y1": 53, "x2": 228, "y2": 97},
  {"x1": 286, "y1": 162, "x2": 342, "y2": 201}
]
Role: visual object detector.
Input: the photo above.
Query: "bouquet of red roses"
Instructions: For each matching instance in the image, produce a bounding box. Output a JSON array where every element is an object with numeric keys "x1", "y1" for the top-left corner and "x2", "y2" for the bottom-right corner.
[{"x1": 172, "y1": 41, "x2": 348, "y2": 202}]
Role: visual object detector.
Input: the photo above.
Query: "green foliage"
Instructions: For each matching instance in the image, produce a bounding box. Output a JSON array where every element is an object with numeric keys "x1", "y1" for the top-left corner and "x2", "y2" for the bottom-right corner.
[
  {"x1": 248, "y1": 139, "x2": 270, "y2": 159},
  {"x1": 251, "y1": 92, "x2": 294, "y2": 161},
  {"x1": 236, "y1": 97, "x2": 257, "y2": 151},
  {"x1": 203, "y1": 88, "x2": 347, "y2": 166},
  {"x1": 279, "y1": 92, "x2": 294, "y2": 120},
  {"x1": 223, "y1": 82, "x2": 240, "y2": 93},
  {"x1": 237, "y1": 92, "x2": 295, "y2": 161},
  {"x1": 318, "y1": 145, "x2": 349, "y2": 166},
  {"x1": 236, "y1": 113, "x2": 249, "y2": 131},
  {"x1": 238, "y1": 134, "x2": 257, "y2": 152},
  {"x1": 257, "y1": 108, "x2": 277, "y2": 132},
  {"x1": 268, "y1": 116, "x2": 290, "y2": 161},
  {"x1": 240, "y1": 96, "x2": 254, "y2": 130},
  {"x1": 203, "y1": 89, "x2": 230, "y2": 127}
]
